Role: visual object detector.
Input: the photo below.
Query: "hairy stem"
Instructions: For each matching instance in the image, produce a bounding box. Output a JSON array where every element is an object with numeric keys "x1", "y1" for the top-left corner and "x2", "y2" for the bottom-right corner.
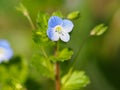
[
  {"x1": 23, "y1": 10, "x2": 35, "y2": 30},
  {"x1": 25, "y1": 13, "x2": 36, "y2": 30},
  {"x1": 55, "y1": 41, "x2": 60, "y2": 90},
  {"x1": 55, "y1": 62, "x2": 60, "y2": 90},
  {"x1": 26, "y1": 14, "x2": 36, "y2": 30}
]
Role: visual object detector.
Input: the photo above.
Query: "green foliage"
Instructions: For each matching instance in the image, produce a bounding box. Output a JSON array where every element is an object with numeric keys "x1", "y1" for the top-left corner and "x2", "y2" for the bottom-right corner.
[
  {"x1": 37, "y1": 12, "x2": 49, "y2": 29},
  {"x1": 52, "y1": 11, "x2": 64, "y2": 18},
  {"x1": 61, "y1": 69, "x2": 90, "y2": 90},
  {"x1": 90, "y1": 24, "x2": 108, "y2": 36},
  {"x1": 67, "y1": 11, "x2": 80, "y2": 20},
  {"x1": 0, "y1": 56, "x2": 28, "y2": 90},
  {"x1": 32, "y1": 31, "x2": 49, "y2": 45},
  {"x1": 33, "y1": 12, "x2": 55, "y2": 46},
  {"x1": 50, "y1": 48, "x2": 73, "y2": 62},
  {"x1": 31, "y1": 10, "x2": 90, "y2": 90},
  {"x1": 32, "y1": 53, "x2": 54, "y2": 79}
]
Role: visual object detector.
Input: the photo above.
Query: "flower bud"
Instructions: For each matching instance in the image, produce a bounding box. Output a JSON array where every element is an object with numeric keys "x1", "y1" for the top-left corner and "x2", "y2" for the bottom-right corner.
[
  {"x1": 67, "y1": 11, "x2": 80, "y2": 20},
  {"x1": 90, "y1": 24, "x2": 108, "y2": 36}
]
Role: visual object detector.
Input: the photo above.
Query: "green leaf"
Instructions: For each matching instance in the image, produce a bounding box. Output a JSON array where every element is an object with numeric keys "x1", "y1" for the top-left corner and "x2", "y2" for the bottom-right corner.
[
  {"x1": 32, "y1": 54, "x2": 54, "y2": 79},
  {"x1": 0, "y1": 56, "x2": 28, "y2": 90},
  {"x1": 61, "y1": 70, "x2": 90, "y2": 90},
  {"x1": 33, "y1": 13, "x2": 55, "y2": 46},
  {"x1": 32, "y1": 30, "x2": 48, "y2": 44},
  {"x1": 32, "y1": 30, "x2": 55, "y2": 47},
  {"x1": 52, "y1": 11, "x2": 63, "y2": 18},
  {"x1": 67, "y1": 11, "x2": 80, "y2": 20},
  {"x1": 59, "y1": 48, "x2": 73, "y2": 61},
  {"x1": 50, "y1": 48, "x2": 73, "y2": 62},
  {"x1": 90, "y1": 24, "x2": 108, "y2": 36},
  {"x1": 37, "y1": 12, "x2": 49, "y2": 29}
]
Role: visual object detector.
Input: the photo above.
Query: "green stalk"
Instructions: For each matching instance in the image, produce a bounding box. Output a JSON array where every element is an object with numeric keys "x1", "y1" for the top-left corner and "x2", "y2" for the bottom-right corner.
[
  {"x1": 22, "y1": 9, "x2": 36, "y2": 30},
  {"x1": 25, "y1": 13, "x2": 36, "y2": 30},
  {"x1": 71, "y1": 35, "x2": 90, "y2": 68},
  {"x1": 41, "y1": 46, "x2": 53, "y2": 73},
  {"x1": 24, "y1": 8, "x2": 53, "y2": 74}
]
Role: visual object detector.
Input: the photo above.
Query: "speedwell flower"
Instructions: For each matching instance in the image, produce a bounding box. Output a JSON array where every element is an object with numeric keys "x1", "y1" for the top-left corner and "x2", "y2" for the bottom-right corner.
[
  {"x1": 47, "y1": 16, "x2": 74, "y2": 42},
  {"x1": 0, "y1": 40, "x2": 13, "y2": 63}
]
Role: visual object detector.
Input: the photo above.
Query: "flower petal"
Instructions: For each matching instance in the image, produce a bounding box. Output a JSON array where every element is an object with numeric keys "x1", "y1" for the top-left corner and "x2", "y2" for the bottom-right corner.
[
  {"x1": 0, "y1": 47, "x2": 13, "y2": 62},
  {"x1": 48, "y1": 16, "x2": 63, "y2": 28},
  {"x1": 0, "y1": 40, "x2": 13, "y2": 63},
  {"x1": 0, "y1": 40, "x2": 10, "y2": 48},
  {"x1": 62, "y1": 19, "x2": 74, "y2": 33},
  {"x1": 59, "y1": 31, "x2": 70, "y2": 42},
  {"x1": 47, "y1": 28, "x2": 59, "y2": 41}
]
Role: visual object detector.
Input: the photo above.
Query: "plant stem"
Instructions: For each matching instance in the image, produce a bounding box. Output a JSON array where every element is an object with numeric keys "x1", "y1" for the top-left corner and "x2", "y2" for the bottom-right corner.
[
  {"x1": 71, "y1": 35, "x2": 90, "y2": 68},
  {"x1": 55, "y1": 62, "x2": 60, "y2": 90},
  {"x1": 41, "y1": 46, "x2": 52, "y2": 72},
  {"x1": 25, "y1": 9, "x2": 53, "y2": 73},
  {"x1": 26, "y1": 14, "x2": 36, "y2": 30},
  {"x1": 25, "y1": 12, "x2": 36, "y2": 30},
  {"x1": 23, "y1": 9, "x2": 35, "y2": 30},
  {"x1": 25, "y1": 9, "x2": 53, "y2": 72},
  {"x1": 55, "y1": 41, "x2": 60, "y2": 90}
]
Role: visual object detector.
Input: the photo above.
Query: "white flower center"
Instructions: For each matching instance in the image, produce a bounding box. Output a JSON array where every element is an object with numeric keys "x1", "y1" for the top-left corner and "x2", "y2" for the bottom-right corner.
[
  {"x1": 55, "y1": 25, "x2": 63, "y2": 34},
  {"x1": 0, "y1": 47, "x2": 6, "y2": 58}
]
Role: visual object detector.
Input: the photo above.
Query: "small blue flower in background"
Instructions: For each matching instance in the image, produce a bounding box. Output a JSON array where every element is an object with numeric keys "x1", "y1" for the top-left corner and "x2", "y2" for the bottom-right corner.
[
  {"x1": 0, "y1": 40, "x2": 13, "y2": 63},
  {"x1": 47, "y1": 16, "x2": 74, "y2": 42}
]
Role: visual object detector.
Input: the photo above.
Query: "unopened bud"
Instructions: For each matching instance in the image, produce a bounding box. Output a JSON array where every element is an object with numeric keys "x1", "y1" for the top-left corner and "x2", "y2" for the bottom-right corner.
[
  {"x1": 90, "y1": 24, "x2": 108, "y2": 36},
  {"x1": 67, "y1": 11, "x2": 80, "y2": 20}
]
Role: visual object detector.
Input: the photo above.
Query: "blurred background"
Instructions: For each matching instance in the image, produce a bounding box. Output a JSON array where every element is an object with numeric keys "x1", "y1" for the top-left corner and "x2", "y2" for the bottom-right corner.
[{"x1": 0, "y1": 0, "x2": 120, "y2": 90}]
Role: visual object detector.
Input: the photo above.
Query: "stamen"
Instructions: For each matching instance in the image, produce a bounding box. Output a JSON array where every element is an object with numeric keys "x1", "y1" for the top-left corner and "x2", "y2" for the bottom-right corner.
[
  {"x1": 55, "y1": 25, "x2": 63, "y2": 34},
  {"x1": 56, "y1": 26, "x2": 61, "y2": 31}
]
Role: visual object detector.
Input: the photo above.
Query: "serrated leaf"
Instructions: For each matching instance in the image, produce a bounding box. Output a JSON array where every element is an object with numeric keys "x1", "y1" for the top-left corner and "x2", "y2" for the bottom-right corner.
[
  {"x1": 32, "y1": 54, "x2": 54, "y2": 79},
  {"x1": 59, "y1": 48, "x2": 73, "y2": 61},
  {"x1": 32, "y1": 30, "x2": 48, "y2": 44},
  {"x1": 50, "y1": 48, "x2": 73, "y2": 62},
  {"x1": 67, "y1": 11, "x2": 80, "y2": 20},
  {"x1": 90, "y1": 24, "x2": 108, "y2": 36},
  {"x1": 61, "y1": 70, "x2": 90, "y2": 90},
  {"x1": 37, "y1": 12, "x2": 49, "y2": 29},
  {"x1": 33, "y1": 13, "x2": 55, "y2": 46},
  {"x1": 52, "y1": 11, "x2": 63, "y2": 18},
  {"x1": 32, "y1": 30, "x2": 55, "y2": 47}
]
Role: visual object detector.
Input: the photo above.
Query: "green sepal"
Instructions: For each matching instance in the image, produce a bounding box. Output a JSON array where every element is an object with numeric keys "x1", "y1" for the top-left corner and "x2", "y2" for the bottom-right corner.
[
  {"x1": 90, "y1": 24, "x2": 108, "y2": 36},
  {"x1": 61, "y1": 69, "x2": 90, "y2": 90}
]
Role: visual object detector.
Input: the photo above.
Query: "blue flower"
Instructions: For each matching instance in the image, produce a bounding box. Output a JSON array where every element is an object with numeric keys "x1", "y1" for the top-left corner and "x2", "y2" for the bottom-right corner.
[
  {"x1": 47, "y1": 16, "x2": 74, "y2": 42},
  {"x1": 0, "y1": 40, "x2": 13, "y2": 63}
]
